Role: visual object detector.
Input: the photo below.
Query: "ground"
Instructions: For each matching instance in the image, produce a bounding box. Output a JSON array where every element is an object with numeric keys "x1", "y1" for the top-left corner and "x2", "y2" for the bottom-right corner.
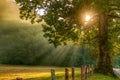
[{"x1": 0, "y1": 65, "x2": 119, "y2": 80}]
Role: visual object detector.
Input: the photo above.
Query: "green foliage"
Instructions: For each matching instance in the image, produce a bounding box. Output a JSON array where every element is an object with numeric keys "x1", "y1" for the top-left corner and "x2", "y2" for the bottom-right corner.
[
  {"x1": 0, "y1": 20, "x2": 95, "y2": 66},
  {"x1": 15, "y1": 0, "x2": 120, "y2": 49},
  {"x1": 0, "y1": 21, "x2": 46, "y2": 65}
]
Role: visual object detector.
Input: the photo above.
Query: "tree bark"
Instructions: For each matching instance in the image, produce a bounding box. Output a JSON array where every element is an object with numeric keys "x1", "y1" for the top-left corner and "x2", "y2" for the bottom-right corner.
[{"x1": 95, "y1": 13, "x2": 114, "y2": 75}]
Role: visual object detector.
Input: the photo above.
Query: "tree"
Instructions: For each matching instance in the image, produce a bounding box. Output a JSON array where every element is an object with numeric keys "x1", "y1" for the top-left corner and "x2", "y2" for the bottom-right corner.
[{"x1": 15, "y1": 0, "x2": 120, "y2": 75}]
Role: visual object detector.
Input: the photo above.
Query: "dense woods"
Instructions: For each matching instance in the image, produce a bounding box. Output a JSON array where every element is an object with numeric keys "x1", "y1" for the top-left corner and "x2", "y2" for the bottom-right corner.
[{"x1": 0, "y1": 20, "x2": 95, "y2": 66}]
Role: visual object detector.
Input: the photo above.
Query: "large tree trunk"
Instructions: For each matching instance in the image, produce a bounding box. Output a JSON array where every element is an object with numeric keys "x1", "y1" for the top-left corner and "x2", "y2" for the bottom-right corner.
[{"x1": 95, "y1": 13, "x2": 114, "y2": 75}]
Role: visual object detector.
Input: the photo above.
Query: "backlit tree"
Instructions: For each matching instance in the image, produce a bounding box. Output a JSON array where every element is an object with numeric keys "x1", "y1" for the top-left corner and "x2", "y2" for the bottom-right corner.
[{"x1": 15, "y1": 0, "x2": 120, "y2": 75}]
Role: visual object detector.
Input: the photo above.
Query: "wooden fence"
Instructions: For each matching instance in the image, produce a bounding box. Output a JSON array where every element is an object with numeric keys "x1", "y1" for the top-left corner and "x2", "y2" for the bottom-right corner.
[
  {"x1": 16, "y1": 65, "x2": 93, "y2": 80},
  {"x1": 51, "y1": 65, "x2": 94, "y2": 80},
  {"x1": 80, "y1": 65, "x2": 94, "y2": 80}
]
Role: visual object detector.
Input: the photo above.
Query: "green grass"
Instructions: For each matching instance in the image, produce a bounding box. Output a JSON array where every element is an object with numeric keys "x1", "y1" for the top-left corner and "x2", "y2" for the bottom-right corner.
[
  {"x1": 25, "y1": 73, "x2": 120, "y2": 80},
  {"x1": 87, "y1": 73, "x2": 120, "y2": 80},
  {"x1": 0, "y1": 65, "x2": 119, "y2": 80}
]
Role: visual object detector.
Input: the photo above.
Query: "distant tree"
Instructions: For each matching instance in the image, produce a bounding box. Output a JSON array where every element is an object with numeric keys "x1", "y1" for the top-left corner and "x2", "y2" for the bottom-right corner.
[
  {"x1": 0, "y1": 22, "x2": 50, "y2": 65},
  {"x1": 15, "y1": 0, "x2": 120, "y2": 75}
]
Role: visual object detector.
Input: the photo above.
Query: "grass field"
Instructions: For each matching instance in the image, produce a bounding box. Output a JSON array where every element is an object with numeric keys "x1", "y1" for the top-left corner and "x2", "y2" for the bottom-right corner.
[
  {"x1": 0, "y1": 65, "x2": 81, "y2": 80},
  {"x1": 0, "y1": 65, "x2": 63, "y2": 80},
  {"x1": 0, "y1": 65, "x2": 119, "y2": 80}
]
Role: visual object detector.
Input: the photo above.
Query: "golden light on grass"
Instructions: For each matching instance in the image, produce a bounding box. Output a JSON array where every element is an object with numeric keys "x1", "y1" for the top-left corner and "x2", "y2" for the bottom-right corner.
[{"x1": 0, "y1": 65, "x2": 81, "y2": 80}]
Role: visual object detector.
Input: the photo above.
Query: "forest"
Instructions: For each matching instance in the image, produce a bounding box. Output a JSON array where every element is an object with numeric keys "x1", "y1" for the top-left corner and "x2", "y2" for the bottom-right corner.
[{"x1": 0, "y1": 1, "x2": 120, "y2": 79}]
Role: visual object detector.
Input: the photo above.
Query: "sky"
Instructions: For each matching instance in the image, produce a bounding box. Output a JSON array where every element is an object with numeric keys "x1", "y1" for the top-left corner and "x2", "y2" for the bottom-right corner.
[{"x1": 0, "y1": 0, "x2": 32, "y2": 23}]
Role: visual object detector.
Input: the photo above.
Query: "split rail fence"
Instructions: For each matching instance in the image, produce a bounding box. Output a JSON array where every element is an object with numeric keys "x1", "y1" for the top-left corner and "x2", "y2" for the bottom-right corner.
[
  {"x1": 16, "y1": 65, "x2": 94, "y2": 80},
  {"x1": 51, "y1": 64, "x2": 94, "y2": 80}
]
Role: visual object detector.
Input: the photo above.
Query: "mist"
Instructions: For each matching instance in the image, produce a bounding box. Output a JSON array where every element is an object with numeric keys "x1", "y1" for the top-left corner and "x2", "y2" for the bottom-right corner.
[{"x1": 0, "y1": 0, "x2": 95, "y2": 67}]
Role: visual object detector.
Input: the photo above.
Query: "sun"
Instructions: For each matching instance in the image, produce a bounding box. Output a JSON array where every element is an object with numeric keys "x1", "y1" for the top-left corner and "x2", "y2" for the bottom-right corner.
[{"x1": 85, "y1": 15, "x2": 91, "y2": 22}]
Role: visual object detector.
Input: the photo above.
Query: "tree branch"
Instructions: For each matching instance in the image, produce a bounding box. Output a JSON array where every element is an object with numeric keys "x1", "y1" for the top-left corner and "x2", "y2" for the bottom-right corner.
[
  {"x1": 108, "y1": 15, "x2": 120, "y2": 19},
  {"x1": 109, "y1": 4, "x2": 119, "y2": 7},
  {"x1": 110, "y1": 8, "x2": 120, "y2": 11}
]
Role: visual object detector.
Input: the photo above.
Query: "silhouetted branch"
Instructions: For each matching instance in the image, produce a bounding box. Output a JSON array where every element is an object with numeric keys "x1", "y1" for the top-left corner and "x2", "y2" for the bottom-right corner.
[
  {"x1": 108, "y1": 15, "x2": 120, "y2": 19},
  {"x1": 110, "y1": 8, "x2": 120, "y2": 11}
]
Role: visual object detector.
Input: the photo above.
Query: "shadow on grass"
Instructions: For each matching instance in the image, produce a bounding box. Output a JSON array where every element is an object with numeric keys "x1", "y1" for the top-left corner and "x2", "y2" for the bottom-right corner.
[
  {"x1": 87, "y1": 73, "x2": 120, "y2": 80},
  {"x1": 24, "y1": 75, "x2": 64, "y2": 80},
  {"x1": 24, "y1": 72, "x2": 81, "y2": 80}
]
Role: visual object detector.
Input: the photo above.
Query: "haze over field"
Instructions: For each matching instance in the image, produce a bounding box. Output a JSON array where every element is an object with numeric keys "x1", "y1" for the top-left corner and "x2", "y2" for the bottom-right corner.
[
  {"x1": 0, "y1": 0, "x2": 95, "y2": 66},
  {"x1": 0, "y1": 0, "x2": 119, "y2": 68},
  {"x1": 0, "y1": 0, "x2": 28, "y2": 22}
]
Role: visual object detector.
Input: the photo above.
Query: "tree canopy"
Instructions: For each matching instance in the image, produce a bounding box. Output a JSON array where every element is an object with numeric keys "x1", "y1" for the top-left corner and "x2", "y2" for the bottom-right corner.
[{"x1": 15, "y1": 0, "x2": 120, "y2": 47}]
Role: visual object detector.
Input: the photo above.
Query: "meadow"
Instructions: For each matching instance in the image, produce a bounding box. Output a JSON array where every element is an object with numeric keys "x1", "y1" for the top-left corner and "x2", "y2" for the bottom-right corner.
[
  {"x1": 0, "y1": 65, "x2": 79, "y2": 80},
  {"x1": 0, "y1": 65, "x2": 119, "y2": 80}
]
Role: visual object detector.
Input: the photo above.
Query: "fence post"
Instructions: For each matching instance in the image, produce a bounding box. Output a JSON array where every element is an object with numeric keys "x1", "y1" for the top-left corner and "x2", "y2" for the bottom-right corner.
[
  {"x1": 16, "y1": 77, "x2": 22, "y2": 80},
  {"x1": 90, "y1": 65, "x2": 94, "y2": 75},
  {"x1": 71, "y1": 68, "x2": 74, "y2": 80},
  {"x1": 85, "y1": 66, "x2": 88, "y2": 79},
  {"x1": 87, "y1": 65, "x2": 90, "y2": 77},
  {"x1": 51, "y1": 69, "x2": 55, "y2": 80},
  {"x1": 81, "y1": 66, "x2": 85, "y2": 80},
  {"x1": 65, "y1": 68, "x2": 69, "y2": 80}
]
